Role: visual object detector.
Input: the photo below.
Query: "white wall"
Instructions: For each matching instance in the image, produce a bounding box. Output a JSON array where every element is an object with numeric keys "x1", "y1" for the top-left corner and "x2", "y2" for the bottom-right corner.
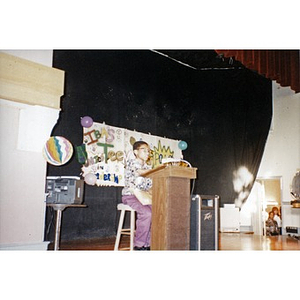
[
  {"x1": 257, "y1": 82, "x2": 300, "y2": 201},
  {"x1": 1, "y1": 50, "x2": 53, "y2": 67},
  {"x1": 238, "y1": 82, "x2": 300, "y2": 234},
  {"x1": 0, "y1": 50, "x2": 61, "y2": 250}
]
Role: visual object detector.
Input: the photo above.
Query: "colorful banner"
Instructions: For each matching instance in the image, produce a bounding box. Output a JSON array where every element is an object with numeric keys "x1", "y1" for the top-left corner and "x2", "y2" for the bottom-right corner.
[{"x1": 81, "y1": 122, "x2": 183, "y2": 186}]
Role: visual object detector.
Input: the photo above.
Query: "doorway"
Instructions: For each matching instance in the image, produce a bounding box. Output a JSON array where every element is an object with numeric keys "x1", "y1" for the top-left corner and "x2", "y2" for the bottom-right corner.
[
  {"x1": 255, "y1": 177, "x2": 282, "y2": 235},
  {"x1": 243, "y1": 177, "x2": 282, "y2": 235}
]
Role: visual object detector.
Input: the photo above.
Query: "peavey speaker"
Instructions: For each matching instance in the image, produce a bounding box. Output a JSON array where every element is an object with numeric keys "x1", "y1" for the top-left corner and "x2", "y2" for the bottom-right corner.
[{"x1": 190, "y1": 194, "x2": 219, "y2": 250}]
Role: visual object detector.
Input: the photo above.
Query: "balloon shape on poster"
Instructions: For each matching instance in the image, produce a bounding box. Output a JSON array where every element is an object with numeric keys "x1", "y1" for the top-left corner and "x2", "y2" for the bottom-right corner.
[
  {"x1": 43, "y1": 136, "x2": 73, "y2": 166},
  {"x1": 178, "y1": 140, "x2": 188, "y2": 150},
  {"x1": 81, "y1": 116, "x2": 93, "y2": 128},
  {"x1": 84, "y1": 173, "x2": 97, "y2": 185}
]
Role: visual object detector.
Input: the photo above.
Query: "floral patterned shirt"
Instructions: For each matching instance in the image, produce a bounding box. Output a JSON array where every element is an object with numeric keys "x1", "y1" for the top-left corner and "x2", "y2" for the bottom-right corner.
[
  {"x1": 266, "y1": 218, "x2": 279, "y2": 236},
  {"x1": 122, "y1": 159, "x2": 152, "y2": 196}
]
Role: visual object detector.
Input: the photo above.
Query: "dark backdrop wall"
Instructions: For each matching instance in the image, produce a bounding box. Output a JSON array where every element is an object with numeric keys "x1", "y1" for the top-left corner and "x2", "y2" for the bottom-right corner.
[{"x1": 45, "y1": 50, "x2": 272, "y2": 242}]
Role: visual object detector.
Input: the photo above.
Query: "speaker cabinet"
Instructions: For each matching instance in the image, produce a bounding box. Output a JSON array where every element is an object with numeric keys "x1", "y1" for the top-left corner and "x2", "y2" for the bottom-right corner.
[{"x1": 190, "y1": 194, "x2": 219, "y2": 250}]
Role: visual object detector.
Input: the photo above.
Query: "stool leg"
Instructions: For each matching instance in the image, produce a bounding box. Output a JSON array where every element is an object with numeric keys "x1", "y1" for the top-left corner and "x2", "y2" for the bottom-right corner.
[
  {"x1": 114, "y1": 209, "x2": 125, "y2": 251},
  {"x1": 54, "y1": 209, "x2": 63, "y2": 251},
  {"x1": 130, "y1": 210, "x2": 135, "y2": 251}
]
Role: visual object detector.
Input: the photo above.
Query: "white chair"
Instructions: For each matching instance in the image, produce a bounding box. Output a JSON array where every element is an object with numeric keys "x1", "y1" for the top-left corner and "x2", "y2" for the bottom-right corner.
[{"x1": 114, "y1": 203, "x2": 136, "y2": 250}]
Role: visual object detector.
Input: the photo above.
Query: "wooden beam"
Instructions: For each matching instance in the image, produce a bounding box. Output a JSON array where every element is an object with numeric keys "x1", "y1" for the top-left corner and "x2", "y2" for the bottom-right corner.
[{"x1": 0, "y1": 52, "x2": 64, "y2": 109}]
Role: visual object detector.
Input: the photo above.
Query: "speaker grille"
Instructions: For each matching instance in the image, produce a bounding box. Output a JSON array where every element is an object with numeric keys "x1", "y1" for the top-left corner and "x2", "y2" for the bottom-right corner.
[
  {"x1": 200, "y1": 208, "x2": 215, "y2": 250},
  {"x1": 190, "y1": 195, "x2": 219, "y2": 250}
]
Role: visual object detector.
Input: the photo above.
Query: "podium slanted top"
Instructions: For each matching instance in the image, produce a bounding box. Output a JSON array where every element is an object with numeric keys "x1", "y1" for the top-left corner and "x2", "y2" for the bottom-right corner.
[{"x1": 142, "y1": 165, "x2": 197, "y2": 179}]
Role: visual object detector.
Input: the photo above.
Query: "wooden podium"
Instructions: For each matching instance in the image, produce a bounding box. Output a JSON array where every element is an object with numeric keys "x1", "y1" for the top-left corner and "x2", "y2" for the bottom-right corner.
[{"x1": 143, "y1": 165, "x2": 197, "y2": 250}]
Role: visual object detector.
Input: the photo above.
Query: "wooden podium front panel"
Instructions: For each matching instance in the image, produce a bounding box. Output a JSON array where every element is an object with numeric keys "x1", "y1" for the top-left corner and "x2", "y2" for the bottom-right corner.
[
  {"x1": 144, "y1": 166, "x2": 197, "y2": 250},
  {"x1": 151, "y1": 177, "x2": 168, "y2": 250},
  {"x1": 166, "y1": 177, "x2": 191, "y2": 250},
  {"x1": 151, "y1": 176, "x2": 191, "y2": 250}
]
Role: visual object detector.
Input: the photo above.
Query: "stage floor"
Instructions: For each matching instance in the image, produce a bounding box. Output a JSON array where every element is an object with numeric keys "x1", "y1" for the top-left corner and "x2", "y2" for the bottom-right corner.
[{"x1": 47, "y1": 232, "x2": 300, "y2": 251}]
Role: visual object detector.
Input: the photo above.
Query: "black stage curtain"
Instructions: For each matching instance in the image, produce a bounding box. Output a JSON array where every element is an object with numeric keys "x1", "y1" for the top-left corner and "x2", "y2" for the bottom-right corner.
[{"x1": 45, "y1": 50, "x2": 272, "y2": 241}]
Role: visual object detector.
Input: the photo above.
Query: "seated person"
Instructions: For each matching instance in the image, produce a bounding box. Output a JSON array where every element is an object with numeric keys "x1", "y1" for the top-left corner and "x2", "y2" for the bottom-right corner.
[
  {"x1": 121, "y1": 141, "x2": 152, "y2": 250},
  {"x1": 266, "y1": 211, "x2": 279, "y2": 236}
]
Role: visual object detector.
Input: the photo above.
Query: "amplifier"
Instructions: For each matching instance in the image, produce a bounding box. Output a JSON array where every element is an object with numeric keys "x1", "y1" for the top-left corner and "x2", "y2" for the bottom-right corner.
[
  {"x1": 286, "y1": 226, "x2": 300, "y2": 235},
  {"x1": 46, "y1": 176, "x2": 84, "y2": 204},
  {"x1": 190, "y1": 194, "x2": 219, "y2": 250}
]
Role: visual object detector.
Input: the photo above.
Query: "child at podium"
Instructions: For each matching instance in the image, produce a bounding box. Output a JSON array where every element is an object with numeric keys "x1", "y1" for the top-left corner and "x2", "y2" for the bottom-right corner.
[{"x1": 122, "y1": 141, "x2": 152, "y2": 250}]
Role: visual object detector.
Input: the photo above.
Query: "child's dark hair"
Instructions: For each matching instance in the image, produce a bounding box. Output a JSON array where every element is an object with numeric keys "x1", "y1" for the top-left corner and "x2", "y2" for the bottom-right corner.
[{"x1": 133, "y1": 141, "x2": 148, "y2": 151}]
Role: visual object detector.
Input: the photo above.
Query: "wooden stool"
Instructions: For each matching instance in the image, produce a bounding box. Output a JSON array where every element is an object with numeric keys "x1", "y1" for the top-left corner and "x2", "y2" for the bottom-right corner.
[{"x1": 114, "y1": 203, "x2": 136, "y2": 251}]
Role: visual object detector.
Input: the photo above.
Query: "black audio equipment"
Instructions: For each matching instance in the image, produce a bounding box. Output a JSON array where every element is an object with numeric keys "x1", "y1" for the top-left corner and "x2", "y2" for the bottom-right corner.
[
  {"x1": 45, "y1": 176, "x2": 84, "y2": 204},
  {"x1": 190, "y1": 194, "x2": 219, "y2": 250}
]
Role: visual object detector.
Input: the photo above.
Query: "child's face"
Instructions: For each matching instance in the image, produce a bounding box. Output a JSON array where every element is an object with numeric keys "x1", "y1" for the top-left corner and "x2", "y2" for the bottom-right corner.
[{"x1": 134, "y1": 145, "x2": 150, "y2": 162}]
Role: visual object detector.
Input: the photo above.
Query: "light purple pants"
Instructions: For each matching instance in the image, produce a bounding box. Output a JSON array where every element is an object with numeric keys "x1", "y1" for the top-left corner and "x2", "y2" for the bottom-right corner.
[{"x1": 122, "y1": 195, "x2": 152, "y2": 247}]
